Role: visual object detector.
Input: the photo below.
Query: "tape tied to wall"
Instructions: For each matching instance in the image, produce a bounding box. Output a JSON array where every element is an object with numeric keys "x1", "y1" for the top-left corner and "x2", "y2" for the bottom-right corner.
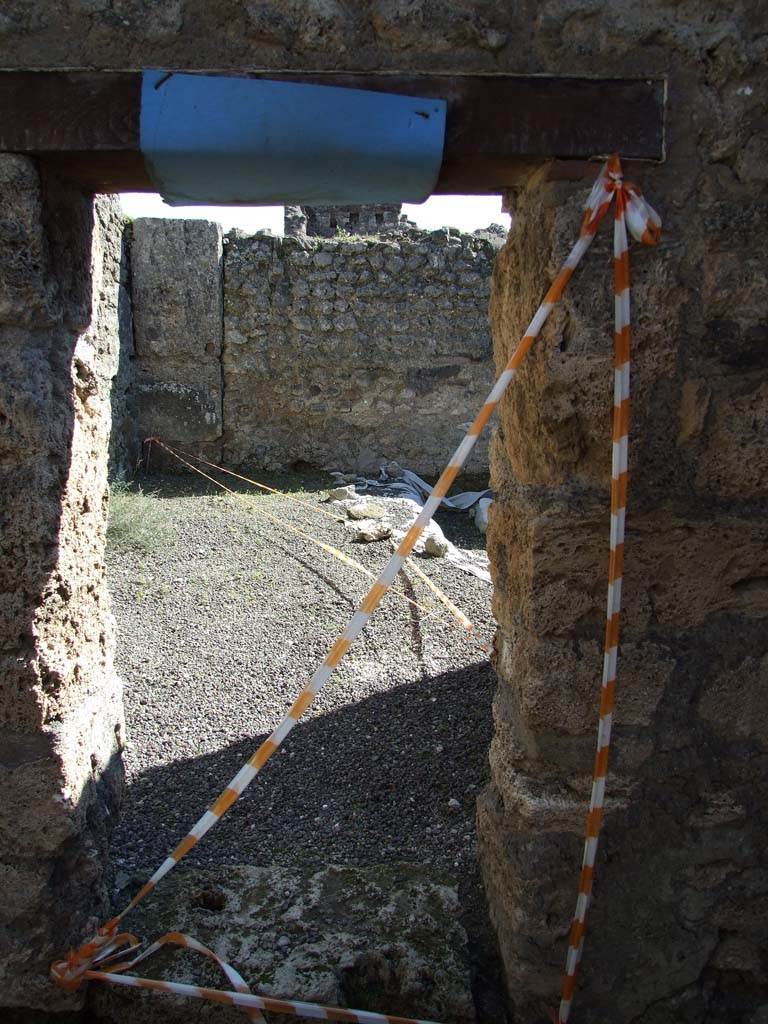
[{"x1": 140, "y1": 71, "x2": 448, "y2": 206}]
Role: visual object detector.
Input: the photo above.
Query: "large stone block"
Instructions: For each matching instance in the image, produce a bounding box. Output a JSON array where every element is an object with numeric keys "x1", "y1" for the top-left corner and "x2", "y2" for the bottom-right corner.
[
  {"x1": 91, "y1": 863, "x2": 475, "y2": 1024},
  {"x1": 131, "y1": 218, "x2": 223, "y2": 363},
  {"x1": 489, "y1": 185, "x2": 686, "y2": 496},
  {"x1": 690, "y1": 378, "x2": 768, "y2": 500},
  {"x1": 134, "y1": 371, "x2": 222, "y2": 444},
  {"x1": 0, "y1": 700, "x2": 123, "y2": 1009},
  {"x1": 130, "y1": 219, "x2": 224, "y2": 456},
  {"x1": 0, "y1": 155, "x2": 56, "y2": 328},
  {"x1": 488, "y1": 485, "x2": 768, "y2": 639},
  {"x1": 476, "y1": 787, "x2": 578, "y2": 1017}
]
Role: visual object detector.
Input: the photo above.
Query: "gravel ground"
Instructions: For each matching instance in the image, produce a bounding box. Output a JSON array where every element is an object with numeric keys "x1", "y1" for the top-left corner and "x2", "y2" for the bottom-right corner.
[{"x1": 106, "y1": 469, "x2": 505, "y2": 1017}]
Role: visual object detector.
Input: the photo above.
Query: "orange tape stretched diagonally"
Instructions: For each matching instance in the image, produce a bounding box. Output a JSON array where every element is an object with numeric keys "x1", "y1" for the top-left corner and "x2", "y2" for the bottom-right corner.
[{"x1": 52, "y1": 157, "x2": 660, "y2": 1024}]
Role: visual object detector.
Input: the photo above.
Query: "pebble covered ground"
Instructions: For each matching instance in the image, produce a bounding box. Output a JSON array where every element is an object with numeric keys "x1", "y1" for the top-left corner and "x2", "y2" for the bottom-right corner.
[{"x1": 105, "y1": 469, "x2": 504, "y2": 1015}]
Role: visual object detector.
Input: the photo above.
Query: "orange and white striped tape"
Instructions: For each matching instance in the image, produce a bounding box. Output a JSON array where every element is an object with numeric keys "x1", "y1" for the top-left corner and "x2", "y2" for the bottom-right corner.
[
  {"x1": 556, "y1": 156, "x2": 660, "y2": 1024},
  {"x1": 83, "y1": 964, "x2": 441, "y2": 1024},
  {"x1": 53, "y1": 157, "x2": 659, "y2": 1024},
  {"x1": 112, "y1": 171, "x2": 617, "y2": 922}
]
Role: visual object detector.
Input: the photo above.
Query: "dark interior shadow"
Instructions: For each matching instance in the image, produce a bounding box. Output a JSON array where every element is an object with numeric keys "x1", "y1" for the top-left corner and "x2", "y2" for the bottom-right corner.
[
  {"x1": 113, "y1": 663, "x2": 493, "y2": 878},
  {"x1": 107, "y1": 218, "x2": 138, "y2": 477}
]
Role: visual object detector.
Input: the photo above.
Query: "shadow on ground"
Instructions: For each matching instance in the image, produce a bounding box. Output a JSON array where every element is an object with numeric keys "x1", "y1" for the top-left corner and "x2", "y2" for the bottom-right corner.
[{"x1": 112, "y1": 663, "x2": 507, "y2": 1021}]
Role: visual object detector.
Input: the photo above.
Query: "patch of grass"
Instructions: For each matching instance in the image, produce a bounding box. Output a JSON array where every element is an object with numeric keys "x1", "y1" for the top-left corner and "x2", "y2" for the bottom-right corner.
[{"x1": 107, "y1": 481, "x2": 177, "y2": 554}]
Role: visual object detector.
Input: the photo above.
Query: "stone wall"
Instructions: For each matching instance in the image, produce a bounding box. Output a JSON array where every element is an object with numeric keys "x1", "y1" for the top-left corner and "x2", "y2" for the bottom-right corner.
[
  {"x1": 0, "y1": 158, "x2": 126, "y2": 1011},
  {"x1": 129, "y1": 218, "x2": 223, "y2": 461},
  {"x1": 2, "y1": 3, "x2": 767, "y2": 1022},
  {"x1": 476, "y1": 13, "x2": 768, "y2": 1024},
  {"x1": 130, "y1": 224, "x2": 496, "y2": 476},
  {"x1": 223, "y1": 229, "x2": 495, "y2": 474}
]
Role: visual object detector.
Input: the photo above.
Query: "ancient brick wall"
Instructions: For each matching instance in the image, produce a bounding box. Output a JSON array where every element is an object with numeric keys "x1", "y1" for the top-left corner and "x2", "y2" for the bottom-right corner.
[
  {"x1": 0, "y1": 158, "x2": 126, "y2": 1011},
  {"x1": 130, "y1": 223, "x2": 496, "y2": 476}
]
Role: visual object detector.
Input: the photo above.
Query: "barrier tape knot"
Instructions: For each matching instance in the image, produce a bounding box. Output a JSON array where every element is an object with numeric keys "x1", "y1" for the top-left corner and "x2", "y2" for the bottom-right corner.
[{"x1": 50, "y1": 919, "x2": 123, "y2": 992}]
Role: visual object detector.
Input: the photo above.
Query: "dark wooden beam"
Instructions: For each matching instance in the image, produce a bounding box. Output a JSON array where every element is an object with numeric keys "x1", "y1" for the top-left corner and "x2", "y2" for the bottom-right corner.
[{"x1": 0, "y1": 72, "x2": 664, "y2": 194}]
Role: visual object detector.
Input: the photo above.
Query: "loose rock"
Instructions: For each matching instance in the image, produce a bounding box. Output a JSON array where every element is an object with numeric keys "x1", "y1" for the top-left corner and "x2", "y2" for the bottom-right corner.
[
  {"x1": 347, "y1": 518, "x2": 393, "y2": 543},
  {"x1": 424, "y1": 529, "x2": 450, "y2": 558},
  {"x1": 347, "y1": 500, "x2": 386, "y2": 520},
  {"x1": 326, "y1": 484, "x2": 358, "y2": 501}
]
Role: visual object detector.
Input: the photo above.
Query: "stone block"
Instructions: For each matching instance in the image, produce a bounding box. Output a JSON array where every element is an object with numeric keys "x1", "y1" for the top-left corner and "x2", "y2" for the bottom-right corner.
[
  {"x1": 493, "y1": 628, "x2": 671, "y2": 741},
  {"x1": 91, "y1": 863, "x2": 475, "y2": 1024},
  {"x1": 692, "y1": 379, "x2": 768, "y2": 499},
  {"x1": 0, "y1": 155, "x2": 56, "y2": 328},
  {"x1": 488, "y1": 486, "x2": 768, "y2": 637},
  {"x1": 131, "y1": 218, "x2": 223, "y2": 362},
  {"x1": 476, "y1": 787, "x2": 578, "y2": 1014},
  {"x1": 135, "y1": 372, "x2": 222, "y2": 445},
  {"x1": 697, "y1": 653, "x2": 768, "y2": 745}
]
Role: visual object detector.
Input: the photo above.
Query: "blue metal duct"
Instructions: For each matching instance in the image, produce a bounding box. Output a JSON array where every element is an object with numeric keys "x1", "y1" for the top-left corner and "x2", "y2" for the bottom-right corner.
[{"x1": 140, "y1": 71, "x2": 447, "y2": 206}]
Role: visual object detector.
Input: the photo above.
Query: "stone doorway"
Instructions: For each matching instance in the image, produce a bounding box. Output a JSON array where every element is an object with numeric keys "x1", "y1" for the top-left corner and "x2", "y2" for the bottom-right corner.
[{"x1": 2, "y1": 32, "x2": 767, "y2": 1024}]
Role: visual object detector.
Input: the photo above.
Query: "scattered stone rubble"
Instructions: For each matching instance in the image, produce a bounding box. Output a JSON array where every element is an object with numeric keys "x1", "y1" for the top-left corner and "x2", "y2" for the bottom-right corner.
[{"x1": 326, "y1": 483, "x2": 491, "y2": 584}]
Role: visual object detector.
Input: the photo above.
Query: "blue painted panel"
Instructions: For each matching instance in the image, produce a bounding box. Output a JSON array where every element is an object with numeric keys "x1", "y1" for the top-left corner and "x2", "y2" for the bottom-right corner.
[{"x1": 140, "y1": 71, "x2": 447, "y2": 206}]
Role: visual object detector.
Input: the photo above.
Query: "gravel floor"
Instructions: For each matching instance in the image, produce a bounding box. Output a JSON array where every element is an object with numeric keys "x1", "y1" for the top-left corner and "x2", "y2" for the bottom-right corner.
[{"x1": 106, "y1": 469, "x2": 504, "y2": 1016}]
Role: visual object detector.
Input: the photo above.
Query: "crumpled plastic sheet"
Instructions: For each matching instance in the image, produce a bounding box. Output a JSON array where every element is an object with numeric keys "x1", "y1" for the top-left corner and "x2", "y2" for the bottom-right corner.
[{"x1": 336, "y1": 465, "x2": 494, "y2": 582}]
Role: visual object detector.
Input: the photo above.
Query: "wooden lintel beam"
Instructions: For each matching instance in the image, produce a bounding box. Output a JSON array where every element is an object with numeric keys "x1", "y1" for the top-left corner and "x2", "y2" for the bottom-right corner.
[{"x1": 0, "y1": 72, "x2": 664, "y2": 194}]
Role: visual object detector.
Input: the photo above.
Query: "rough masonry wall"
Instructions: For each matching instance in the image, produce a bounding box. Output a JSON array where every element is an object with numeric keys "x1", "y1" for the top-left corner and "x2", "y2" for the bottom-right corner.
[
  {"x1": 0, "y1": 157, "x2": 125, "y2": 1011},
  {"x1": 130, "y1": 223, "x2": 495, "y2": 476},
  {"x1": 223, "y1": 229, "x2": 494, "y2": 475},
  {"x1": 478, "y1": 15, "x2": 768, "y2": 1024},
  {"x1": 2, "y1": 3, "x2": 767, "y2": 1022},
  {"x1": 130, "y1": 218, "x2": 223, "y2": 462}
]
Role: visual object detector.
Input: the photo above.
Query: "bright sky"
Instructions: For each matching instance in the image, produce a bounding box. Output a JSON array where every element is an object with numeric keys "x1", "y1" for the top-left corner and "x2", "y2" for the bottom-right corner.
[{"x1": 118, "y1": 193, "x2": 510, "y2": 234}]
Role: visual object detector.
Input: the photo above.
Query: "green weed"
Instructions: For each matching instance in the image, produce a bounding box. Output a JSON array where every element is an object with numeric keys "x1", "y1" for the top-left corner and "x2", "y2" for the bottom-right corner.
[{"x1": 107, "y1": 482, "x2": 177, "y2": 554}]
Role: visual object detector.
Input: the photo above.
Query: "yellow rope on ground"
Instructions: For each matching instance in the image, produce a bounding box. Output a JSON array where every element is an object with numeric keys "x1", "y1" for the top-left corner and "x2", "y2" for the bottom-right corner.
[
  {"x1": 151, "y1": 438, "x2": 491, "y2": 653},
  {"x1": 402, "y1": 549, "x2": 492, "y2": 654},
  {"x1": 161, "y1": 442, "x2": 350, "y2": 523},
  {"x1": 149, "y1": 437, "x2": 449, "y2": 627}
]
